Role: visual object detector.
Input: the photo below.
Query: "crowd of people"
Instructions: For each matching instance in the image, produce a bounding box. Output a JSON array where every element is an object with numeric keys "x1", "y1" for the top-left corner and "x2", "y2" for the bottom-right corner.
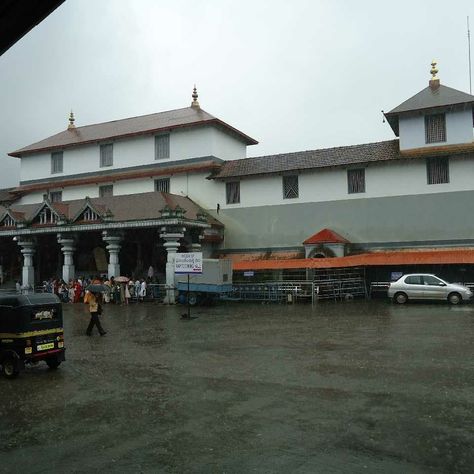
[{"x1": 40, "y1": 276, "x2": 153, "y2": 304}]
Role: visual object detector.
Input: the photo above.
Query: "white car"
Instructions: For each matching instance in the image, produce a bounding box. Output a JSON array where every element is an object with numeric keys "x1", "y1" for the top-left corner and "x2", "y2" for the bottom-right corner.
[{"x1": 388, "y1": 273, "x2": 473, "y2": 305}]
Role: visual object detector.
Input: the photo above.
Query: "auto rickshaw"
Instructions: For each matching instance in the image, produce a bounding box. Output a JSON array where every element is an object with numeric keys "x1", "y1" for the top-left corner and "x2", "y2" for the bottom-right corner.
[{"x1": 0, "y1": 293, "x2": 66, "y2": 378}]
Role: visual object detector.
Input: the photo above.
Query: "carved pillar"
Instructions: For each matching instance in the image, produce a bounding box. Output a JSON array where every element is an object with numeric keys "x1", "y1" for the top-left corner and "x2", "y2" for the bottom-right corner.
[
  {"x1": 16, "y1": 237, "x2": 36, "y2": 290},
  {"x1": 57, "y1": 233, "x2": 76, "y2": 283},
  {"x1": 102, "y1": 232, "x2": 122, "y2": 279},
  {"x1": 160, "y1": 227, "x2": 185, "y2": 304}
]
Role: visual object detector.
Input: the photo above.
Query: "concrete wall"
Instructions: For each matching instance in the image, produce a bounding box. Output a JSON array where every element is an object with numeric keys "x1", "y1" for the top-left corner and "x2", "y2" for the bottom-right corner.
[
  {"x1": 211, "y1": 189, "x2": 474, "y2": 249},
  {"x1": 399, "y1": 109, "x2": 474, "y2": 150},
  {"x1": 19, "y1": 126, "x2": 247, "y2": 183}
]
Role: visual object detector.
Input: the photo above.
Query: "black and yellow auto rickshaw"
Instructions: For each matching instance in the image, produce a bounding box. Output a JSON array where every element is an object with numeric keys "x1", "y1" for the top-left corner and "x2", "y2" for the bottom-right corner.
[{"x1": 0, "y1": 293, "x2": 66, "y2": 378}]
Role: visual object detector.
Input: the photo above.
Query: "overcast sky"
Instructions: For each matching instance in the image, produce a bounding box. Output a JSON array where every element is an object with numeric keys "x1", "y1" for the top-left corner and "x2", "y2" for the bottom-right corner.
[{"x1": 1, "y1": 0, "x2": 473, "y2": 188}]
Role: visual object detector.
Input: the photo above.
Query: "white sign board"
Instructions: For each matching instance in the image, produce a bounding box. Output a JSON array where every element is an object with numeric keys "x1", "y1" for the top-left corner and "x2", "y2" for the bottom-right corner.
[{"x1": 174, "y1": 252, "x2": 203, "y2": 274}]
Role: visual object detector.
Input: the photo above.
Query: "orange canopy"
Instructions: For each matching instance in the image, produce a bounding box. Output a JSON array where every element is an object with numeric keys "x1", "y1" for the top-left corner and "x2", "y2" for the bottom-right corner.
[{"x1": 233, "y1": 249, "x2": 474, "y2": 271}]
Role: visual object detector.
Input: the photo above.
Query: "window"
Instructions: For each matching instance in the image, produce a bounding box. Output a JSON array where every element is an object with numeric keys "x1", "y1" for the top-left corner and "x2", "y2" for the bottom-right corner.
[
  {"x1": 51, "y1": 152, "x2": 63, "y2": 174},
  {"x1": 100, "y1": 144, "x2": 113, "y2": 167},
  {"x1": 155, "y1": 178, "x2": 170, "y2": 193},
  {"x1": 38, "y1": 207, "x2": 58, "y2": 224},
  {"x1": 347, "y1": 168, "x2": 365, "y2": 194},
  {"x1": 155, "y1": 134, "x2": 170, "y2": 159},
  {"x1": 427, "y1": 157, "x2": 449, "y2": 184},
  {"x1": 226, "y1": 181, "x2": 240, "y2": 204},
  {"x1": 283, "y1": 175, "x2": 299, "y2": 199},
  {"x1": 405, "y1": 275, "x2": 423, "y2": 285},
  {"x1": 99, "y1": 185, "x2": 113, "y2": 197},
  {"x1": 425, "y1": 114, "x2": 446, "y2": 144},
  {"x1": 83, "y1": 208, "x2": 100, "y2": 221},
  {"x1": 423, "y1": 275, "x2": 443, "y2": 286},
  {"x1": 2, "y1": 215, "x2": 15, "y2": 227},
  {"x1": 49, "y1": 191, "x2": 62, "y2": 203}
]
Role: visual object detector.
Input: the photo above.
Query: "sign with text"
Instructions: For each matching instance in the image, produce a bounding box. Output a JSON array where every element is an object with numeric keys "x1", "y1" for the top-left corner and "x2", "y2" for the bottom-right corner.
[{"x1": 174, "y1": 252, "x2": 203, "y2": 274}]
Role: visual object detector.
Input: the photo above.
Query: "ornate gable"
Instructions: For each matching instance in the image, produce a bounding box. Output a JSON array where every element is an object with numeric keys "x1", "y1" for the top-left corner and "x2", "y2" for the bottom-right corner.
[
  {"x1": 72, "y1": 197, "x2": 107, "y2": 223},
  {"x1": 30, "y1": 200, "x2": 64, "y2": 226},
  {"x1": 0, "y1": 209, "x2": 22, "y2": 228}
]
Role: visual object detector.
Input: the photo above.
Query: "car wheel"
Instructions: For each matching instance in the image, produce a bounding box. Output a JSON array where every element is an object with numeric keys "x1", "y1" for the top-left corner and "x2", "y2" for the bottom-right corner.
[
  {"x1": 188, "y1": 292, "x2": 198, "y2": 306},
  {"x1": 2, "y1": 357, "x2": 20, "y2": 379},
  {"x1": 46, "y1": 357, "x2": 61, "y2": 370},
  {"x1": 394, "y1": 292, "x2": 408, "y2": 304},
  {"x1": 448, "y1": 292, "x2": 462, "y2": 305}
]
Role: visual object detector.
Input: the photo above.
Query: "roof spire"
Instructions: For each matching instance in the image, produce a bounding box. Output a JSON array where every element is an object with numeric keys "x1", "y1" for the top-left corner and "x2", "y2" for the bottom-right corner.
[
  {"x1": 191, "y1": 85, "x2": 200, "y2": 109},
  {"x1": 429, "y1": 60, "x2": 440, "y2": 90},
  {"x1": 68, "y1": 110, "x2": 75, "y2": 129}
]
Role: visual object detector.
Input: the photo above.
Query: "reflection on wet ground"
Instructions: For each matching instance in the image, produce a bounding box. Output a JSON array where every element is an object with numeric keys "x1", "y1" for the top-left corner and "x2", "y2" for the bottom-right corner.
[{"x1": 1, "y1": 300, "x2": 474, "y2": 473}]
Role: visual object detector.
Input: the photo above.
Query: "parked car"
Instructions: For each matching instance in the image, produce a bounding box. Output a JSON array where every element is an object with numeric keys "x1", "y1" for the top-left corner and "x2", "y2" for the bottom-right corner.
[{"x1": 388, "y1": 273, "x2": 473, "y2": 305}]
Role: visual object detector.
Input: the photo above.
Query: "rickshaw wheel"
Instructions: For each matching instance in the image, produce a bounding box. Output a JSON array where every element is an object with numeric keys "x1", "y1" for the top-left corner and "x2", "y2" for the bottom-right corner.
[
  {"x1": 46, "y1": 357, "x2": 61, "y2": 370},
  {"x1": 2, "y1": 358, "x2": 20, "y2": 379}
]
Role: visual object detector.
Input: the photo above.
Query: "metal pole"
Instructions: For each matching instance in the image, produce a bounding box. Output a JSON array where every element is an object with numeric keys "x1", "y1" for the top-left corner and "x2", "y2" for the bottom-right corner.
[
  {"x1": 187, "y1": 274, "x2": 190, "y2": 319},
  {"x1": 469, "y1": 16, "x2": 472, "y2": 94}
]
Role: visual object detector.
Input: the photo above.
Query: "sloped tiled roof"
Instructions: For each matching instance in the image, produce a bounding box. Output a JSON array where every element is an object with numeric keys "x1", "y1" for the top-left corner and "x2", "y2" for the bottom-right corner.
[
  {"x1": 384, "y1": 84, "x2": 474, "y2": 136},
  {"x1": 0, "y1": 192, "x2": 223, "y2": 228},
  {"x1": 303, "y1": 228, "x2": 349, "y2": 245},
  {"x1": 213, "y1": 140, "x2": 400, "y2": 179},
  {"x1": 9, "y1": 107, "x2": 258, "y2": 157},
  {"x1": 0, "y1": 188, "x2": 18, "y2": 204}
]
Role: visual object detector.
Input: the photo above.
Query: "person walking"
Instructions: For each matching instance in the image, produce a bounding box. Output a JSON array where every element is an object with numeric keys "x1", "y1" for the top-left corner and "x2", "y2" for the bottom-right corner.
[{"x1": 85, "y1": 292, "x2": 107, "y2": 336}]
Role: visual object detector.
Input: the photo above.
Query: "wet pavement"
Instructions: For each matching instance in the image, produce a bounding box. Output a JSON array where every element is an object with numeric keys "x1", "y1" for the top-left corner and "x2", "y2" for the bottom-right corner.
[{"x1": 1, "y1": 299, "x2": 474, "y2": 473}]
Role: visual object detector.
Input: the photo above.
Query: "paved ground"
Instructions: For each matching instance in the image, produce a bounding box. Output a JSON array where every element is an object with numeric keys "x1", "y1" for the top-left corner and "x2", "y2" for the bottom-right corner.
[{"x1": 1, "y1": 299, "x2": 474, "y2": 473}]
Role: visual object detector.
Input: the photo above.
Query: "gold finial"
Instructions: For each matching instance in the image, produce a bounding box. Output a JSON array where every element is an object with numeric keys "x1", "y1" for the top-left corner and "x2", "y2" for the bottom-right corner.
[
  {"x1": 429, "y1": 60, "x2": 440, "y2": 90},
  {"x1": 68, "y1": 110, "x2": 75, "y2": 129},
  {"x1": 430, "y1": 60, "x2": 439, "y2": 80},
  {"x1": 191, "y1": 85, "x2": 200, "y2": 109}
]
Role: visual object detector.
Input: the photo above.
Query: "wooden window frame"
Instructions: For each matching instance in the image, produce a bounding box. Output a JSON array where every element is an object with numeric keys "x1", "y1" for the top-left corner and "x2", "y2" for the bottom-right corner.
[
  {"x1": 99, "y1": 184, "x2": 114, "y2": 197},
  {"x1": 100, "y1": 143, "x2": 114, "y2": 167},
  {"x1": 427, "y1": 157, "x2": 449, "y2": 184},
  {"x1": 155, "y1": 134, "x2": 170, "y2": 160},
  {"x1": 425, "y1": 113, "x2": 446, "y2": 144},
  {"x1": 347, "y1": 168, "x2": 365, "y2": 194},
  {"x1": 155, "y1": 177, "x2": 170, "y2": 193},
  {"x1": 51, "y1": 152, "x2": 63, "y2": 174},
  {"x1": 226, "y1": 181, "x2": 240, "y2": 204},
  {"x1": 282, "y1": 175, "x2": 299, "y2": 199}
]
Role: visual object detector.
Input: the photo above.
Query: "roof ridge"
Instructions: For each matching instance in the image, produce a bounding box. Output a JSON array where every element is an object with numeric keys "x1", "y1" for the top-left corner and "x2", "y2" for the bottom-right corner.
[{"x1": 67, "y1": 106, "x2": 216, "y2": 131}]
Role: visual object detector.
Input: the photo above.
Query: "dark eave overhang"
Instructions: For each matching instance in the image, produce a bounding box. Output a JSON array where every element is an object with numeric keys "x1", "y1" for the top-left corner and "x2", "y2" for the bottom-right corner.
[
  {"x1": 384, "y1": 101, "x2": 474, "y2": 137},
  {"x1": 0, "y1": 0, "x2": 65, "y2": 56},
  {"x1": 12, "y1": 159, "x2": 223, "y2": 196}
]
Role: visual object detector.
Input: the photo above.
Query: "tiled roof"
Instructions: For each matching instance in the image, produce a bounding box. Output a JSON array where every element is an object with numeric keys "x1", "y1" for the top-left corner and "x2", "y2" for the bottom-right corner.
[
  {"x1": 303, "y1": 228, "x2": 349, "y2": 245},
  {"x1": 387, "y1": 84, "x2": 474, "y2": 115},
  {"x1": 233, "y1": 249, "x2": 474, "y2": 270},
  {"x1": 212, "y1": 140, "x2": 400, "y2": 179},
  {"x1": 9, "y1": 107, "x2": 257, "y2": 157},
  {"x1": 0, "y1": 192, "x2": 223, "y2": 228},
  {"x1": 0, "y1": 188, "x2": 18, "y2": 204}
]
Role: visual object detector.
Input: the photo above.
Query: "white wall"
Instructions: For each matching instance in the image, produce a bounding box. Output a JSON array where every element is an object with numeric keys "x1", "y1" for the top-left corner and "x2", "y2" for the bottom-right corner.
[
  {"x1": 17, "y1": 155, "x2": 474, "y2": 210},
  {"x1": 399, "y1": 109, "x2": 474, "y2": 150},
  {"x1": 211, "y1": 128, "x2": 247, "y2": 160},
  {"x1": 217, "y1": 155, "x2": 474, "y2": 209},
  {"x1": 19, "y1": 126, "x2": 248, "y2": 183}
]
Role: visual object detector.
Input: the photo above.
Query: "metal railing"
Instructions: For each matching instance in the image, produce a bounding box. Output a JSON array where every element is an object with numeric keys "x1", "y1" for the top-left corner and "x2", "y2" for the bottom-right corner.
[{"x1": 227, "y1": 281, "x2": 316, "y2": 305}]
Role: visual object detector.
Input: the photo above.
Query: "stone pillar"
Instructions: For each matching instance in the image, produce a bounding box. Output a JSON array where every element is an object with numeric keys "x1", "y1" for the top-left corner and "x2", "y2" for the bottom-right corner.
[
  {"x1": 102, "y1": 232, "x2": 122, "y2": 279},
  {"x1": 16, "y1": 238, "x2": 36, "y2": 290},
  {"x1": 57, "y1": 234, "x2": 76, "y2": 283},
  {"x1": 160, "y1": 228, "x2": 185, "y2": 304}
]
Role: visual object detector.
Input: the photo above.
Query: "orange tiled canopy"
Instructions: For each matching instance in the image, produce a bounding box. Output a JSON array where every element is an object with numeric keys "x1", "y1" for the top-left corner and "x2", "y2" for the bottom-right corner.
[{"x1": 303, "y1": 228, "x2": 349, "y2": 245}]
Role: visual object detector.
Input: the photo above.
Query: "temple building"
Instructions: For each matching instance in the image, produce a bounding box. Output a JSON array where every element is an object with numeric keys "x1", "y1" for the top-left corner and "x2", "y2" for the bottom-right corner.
[{"x1": 2, "y1": 63, "x2": 474, "y2": 292}]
